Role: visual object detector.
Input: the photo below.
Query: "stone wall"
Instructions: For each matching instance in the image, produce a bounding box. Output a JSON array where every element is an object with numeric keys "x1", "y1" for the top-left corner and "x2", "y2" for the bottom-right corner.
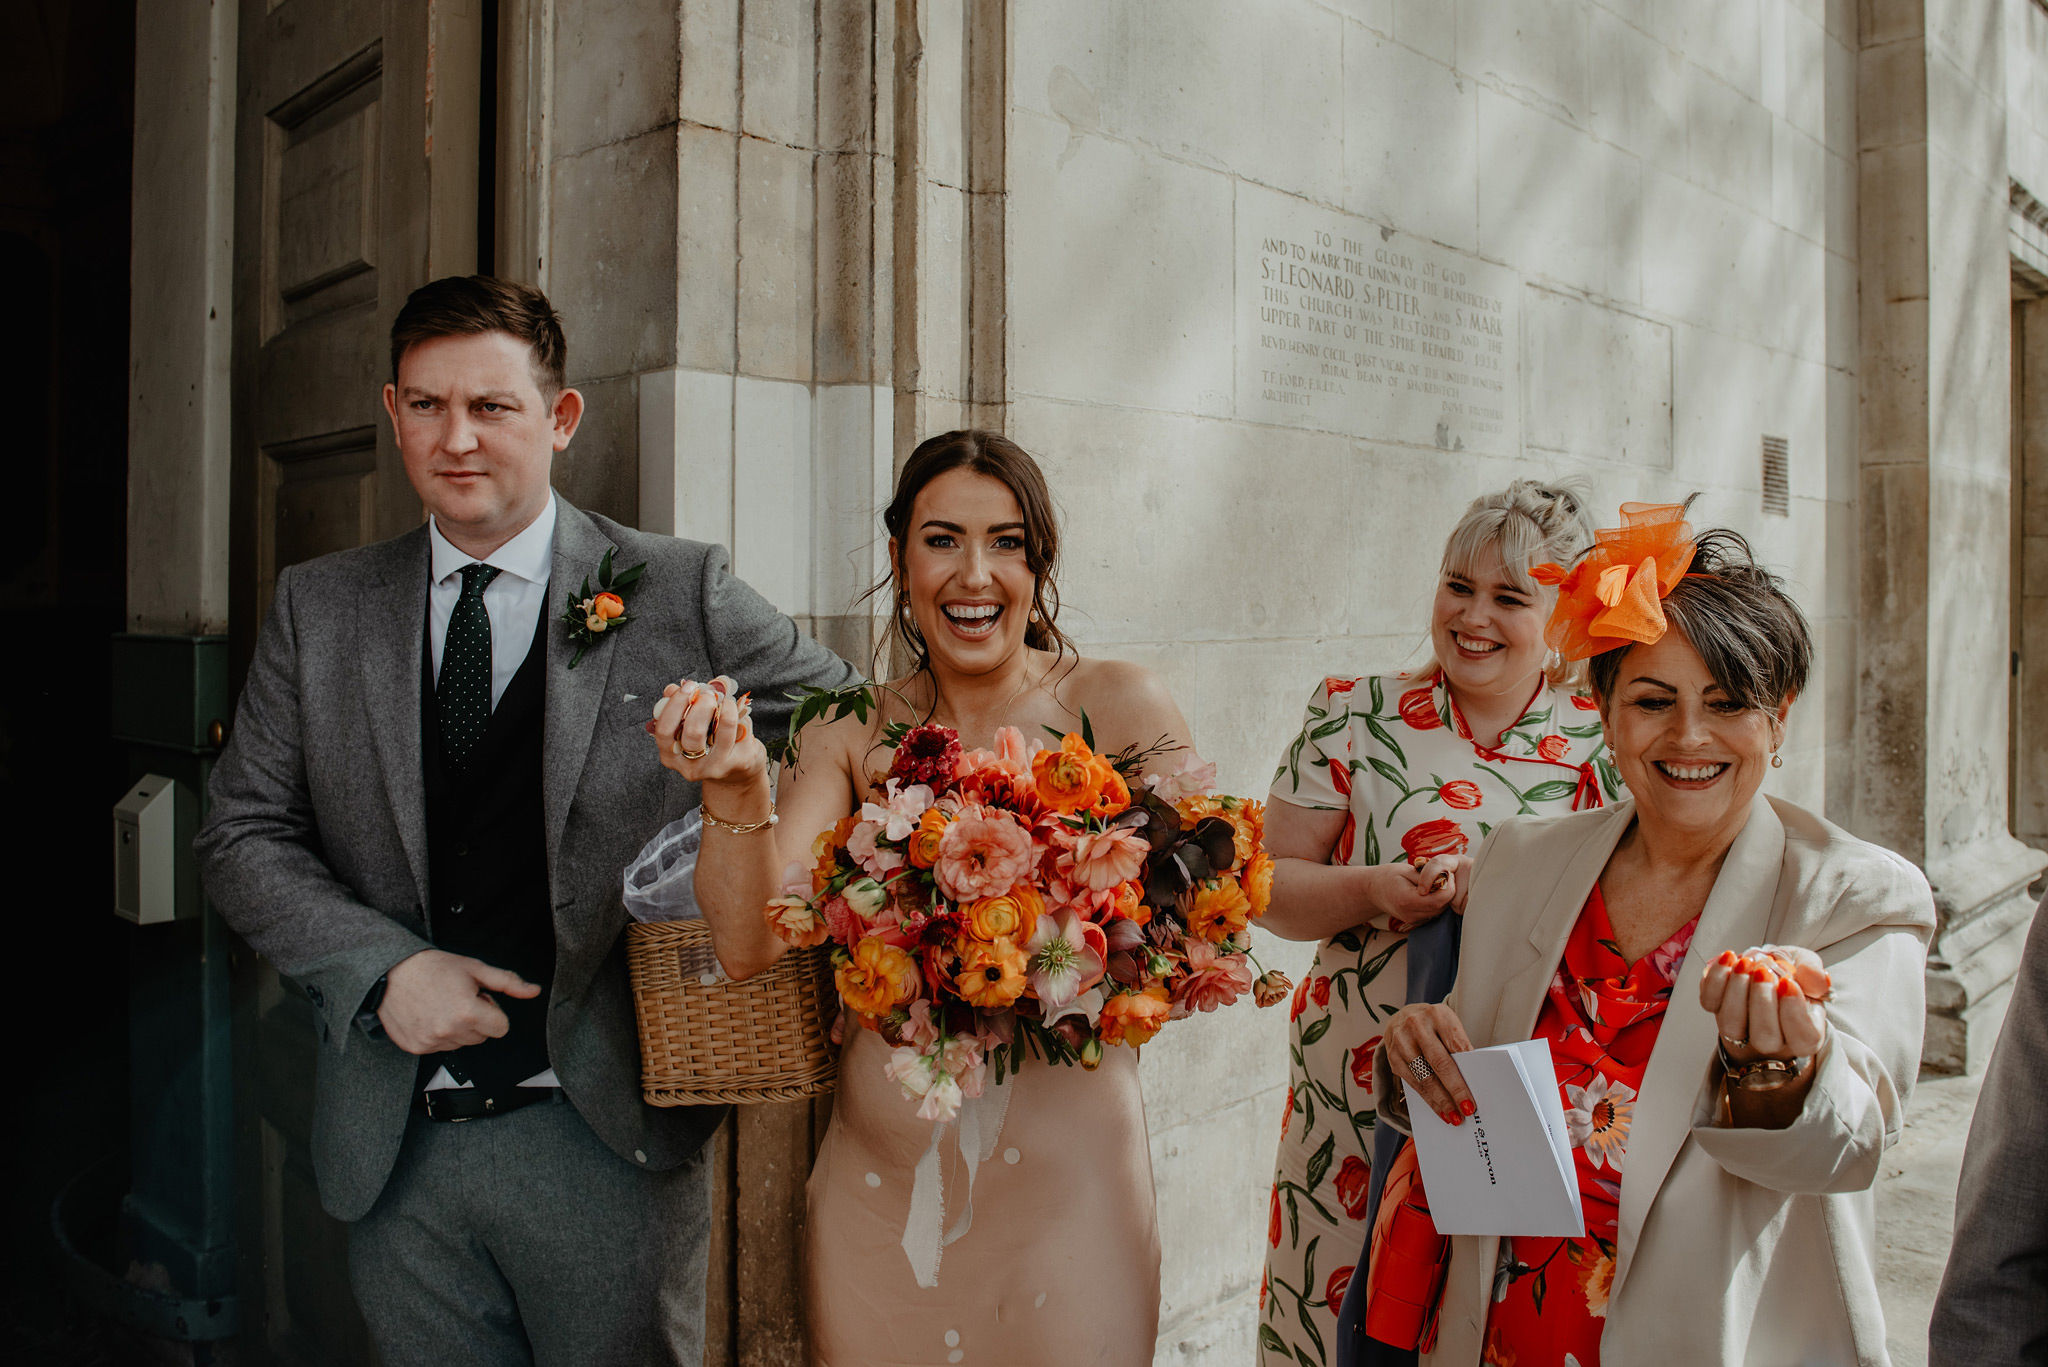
[{"x1": 1001, "y1": 1, "x2": 1860, "y2": 1357}]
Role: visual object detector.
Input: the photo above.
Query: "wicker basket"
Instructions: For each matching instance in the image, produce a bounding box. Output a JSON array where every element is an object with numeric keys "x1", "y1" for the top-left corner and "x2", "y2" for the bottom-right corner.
[{"x1": 626, "y1": 919, "x2": 841, "y2": 1105}]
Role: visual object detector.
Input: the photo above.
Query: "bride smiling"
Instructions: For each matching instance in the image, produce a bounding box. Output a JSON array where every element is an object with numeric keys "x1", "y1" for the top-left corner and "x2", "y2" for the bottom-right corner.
[{"x1": 650, "y1": 430, "x2": 1193, "y2": 1366}]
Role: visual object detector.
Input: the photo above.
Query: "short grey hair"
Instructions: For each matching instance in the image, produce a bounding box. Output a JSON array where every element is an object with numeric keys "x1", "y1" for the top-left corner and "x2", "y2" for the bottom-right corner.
[{"x1": 1587, "y1": 527, "x2": 1812, "y2": 711}]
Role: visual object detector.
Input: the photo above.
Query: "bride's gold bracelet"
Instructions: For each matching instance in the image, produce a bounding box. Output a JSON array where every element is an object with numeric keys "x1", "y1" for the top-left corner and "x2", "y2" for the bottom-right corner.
[{"x1": 701, "y1": 801, "x2": 778, "y2": 835}]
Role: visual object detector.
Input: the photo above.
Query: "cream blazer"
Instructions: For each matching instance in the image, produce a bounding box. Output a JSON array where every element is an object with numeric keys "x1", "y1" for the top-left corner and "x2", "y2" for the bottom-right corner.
[{"x1": 1372, "y1": 794, "x2": 1935, "y2": 1366}]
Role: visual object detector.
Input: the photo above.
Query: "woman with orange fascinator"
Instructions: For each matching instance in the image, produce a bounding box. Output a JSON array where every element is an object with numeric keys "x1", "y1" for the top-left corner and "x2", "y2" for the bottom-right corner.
[{"x1": 1354, "y1": 503, "x2": 1934, "y2": 1365}]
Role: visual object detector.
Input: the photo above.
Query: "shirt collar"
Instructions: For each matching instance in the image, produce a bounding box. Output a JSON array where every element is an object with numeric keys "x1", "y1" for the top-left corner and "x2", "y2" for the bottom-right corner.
[{"x1": 428, "y1": 493, "x2": 558, "y2": 588}]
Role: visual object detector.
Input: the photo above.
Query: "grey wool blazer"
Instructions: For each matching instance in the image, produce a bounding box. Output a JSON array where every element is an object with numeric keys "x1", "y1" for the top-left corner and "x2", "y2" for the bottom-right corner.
[
  {"x1": 195, "y1": 498, "x2": 859, "y2": 1221},
  {"x1": 1929, "y1": 890, "x2": 2048, "y2": 1366}
]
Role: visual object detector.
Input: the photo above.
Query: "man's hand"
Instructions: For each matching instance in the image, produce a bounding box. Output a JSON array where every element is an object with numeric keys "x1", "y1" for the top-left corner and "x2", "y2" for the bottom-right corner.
[{"x1": 375, "y1": 949, "x2": 540, "y2": 1055}]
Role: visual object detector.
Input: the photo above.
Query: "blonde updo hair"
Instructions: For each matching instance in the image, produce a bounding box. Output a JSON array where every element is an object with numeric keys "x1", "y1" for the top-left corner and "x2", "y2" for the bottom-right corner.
[{"x1": 1422, "y1": 478, "x2": 1596, "y2": 689}]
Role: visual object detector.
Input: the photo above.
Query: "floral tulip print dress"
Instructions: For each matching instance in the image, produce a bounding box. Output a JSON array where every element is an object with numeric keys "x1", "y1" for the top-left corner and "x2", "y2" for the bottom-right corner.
[{"x1": 1259, "y1": 672, "x2": 1622, "y2": 1367}]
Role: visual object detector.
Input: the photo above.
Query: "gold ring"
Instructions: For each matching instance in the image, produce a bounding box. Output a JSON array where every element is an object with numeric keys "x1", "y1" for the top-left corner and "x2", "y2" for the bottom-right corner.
[{"x1": 676, "y1": 744, "x2": 709, "y2": 761}]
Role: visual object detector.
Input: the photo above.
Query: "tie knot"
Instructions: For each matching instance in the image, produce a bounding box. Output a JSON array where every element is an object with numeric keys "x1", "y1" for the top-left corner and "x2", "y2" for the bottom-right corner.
[{"x1": 459, "y1": 562, "x2": 501, "y2": 597}]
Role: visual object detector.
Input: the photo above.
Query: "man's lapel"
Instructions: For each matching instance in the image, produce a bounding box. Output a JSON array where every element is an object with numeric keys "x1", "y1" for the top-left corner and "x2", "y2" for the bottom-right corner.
[
  {"x1": 357, "y1": 527, "x2": 433, "y2": 909},
  {"x1": 1611, "y1": 793, "x2": 1784, "y2": 1295},
  {"x1": 543, "y1": 500, "x2": 621, "y2": 873}
]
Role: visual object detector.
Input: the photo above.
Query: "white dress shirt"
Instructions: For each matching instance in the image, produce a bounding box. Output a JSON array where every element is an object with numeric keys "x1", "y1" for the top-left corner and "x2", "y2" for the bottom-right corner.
[
  {"x1": 423, "y1": 494, "x2": 560, "y2": 1092},
  {"x1": 427, "y1": 492, "x2": 558, "y2": 707}
]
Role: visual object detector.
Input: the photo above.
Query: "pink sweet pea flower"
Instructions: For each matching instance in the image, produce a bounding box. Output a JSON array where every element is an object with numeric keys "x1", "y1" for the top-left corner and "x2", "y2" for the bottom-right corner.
[
  {"x1": 1144, "y1": 752, "x2": 1219, "y2": 802},
  {"x1": 845, "y1": 820, "x2": 905, "y2": 878},
  {"x1": 861, "y1": 779, "x2": 936, "y2": 841},
  {"x1": 957, "y1": 724, "x2": 1037, "y2": 780},
  {"x1": 1172, "y1": 938, "x2": 1254, "y2": 1016}
]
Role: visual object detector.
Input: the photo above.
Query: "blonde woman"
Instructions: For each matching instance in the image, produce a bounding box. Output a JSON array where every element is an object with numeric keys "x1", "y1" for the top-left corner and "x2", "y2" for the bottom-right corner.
[{"x1": 1258, "y1": 481, "x2": 1623, "y2": 1367}]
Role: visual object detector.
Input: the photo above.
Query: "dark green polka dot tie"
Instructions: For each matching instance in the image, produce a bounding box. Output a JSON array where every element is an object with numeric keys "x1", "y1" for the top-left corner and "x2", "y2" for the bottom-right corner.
[{"x1": 440, "y1": 562, "x2": 501, "y2": 765}]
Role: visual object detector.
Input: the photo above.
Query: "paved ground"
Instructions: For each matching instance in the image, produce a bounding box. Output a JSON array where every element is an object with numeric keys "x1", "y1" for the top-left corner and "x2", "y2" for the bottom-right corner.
[{"x1": 1874, "y1": 1069, "x2": 1986, "y2": 1367}]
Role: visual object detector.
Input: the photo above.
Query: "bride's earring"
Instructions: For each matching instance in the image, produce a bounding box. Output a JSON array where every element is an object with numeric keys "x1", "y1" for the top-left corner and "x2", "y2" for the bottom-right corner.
[{"x1": 1771, "y1": 751, "x2": 1783, "y2": 769}]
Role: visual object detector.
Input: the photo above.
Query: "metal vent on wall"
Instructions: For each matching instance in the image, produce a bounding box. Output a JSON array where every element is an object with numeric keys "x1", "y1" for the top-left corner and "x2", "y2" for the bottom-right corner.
[{"x1": 1761, "y1": 435, "x2": 1790, "y2": 516}]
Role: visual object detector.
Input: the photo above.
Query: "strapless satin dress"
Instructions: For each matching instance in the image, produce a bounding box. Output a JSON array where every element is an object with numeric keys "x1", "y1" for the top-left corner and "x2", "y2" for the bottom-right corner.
[{"x1": 804, "y1": 1026, "x2": 1161, "y2": 1366}]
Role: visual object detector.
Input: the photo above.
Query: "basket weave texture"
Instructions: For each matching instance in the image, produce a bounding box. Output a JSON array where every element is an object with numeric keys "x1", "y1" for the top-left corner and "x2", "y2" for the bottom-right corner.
[{"x1": 627, "y1": 919, "x2": 841, "y2": 1105}]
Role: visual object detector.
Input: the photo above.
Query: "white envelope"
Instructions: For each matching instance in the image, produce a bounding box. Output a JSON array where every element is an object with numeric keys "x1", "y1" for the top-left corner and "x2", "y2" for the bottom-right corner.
[{"x1": 1400, "y1": 1038, "x2": 1585, "y2": 1237}]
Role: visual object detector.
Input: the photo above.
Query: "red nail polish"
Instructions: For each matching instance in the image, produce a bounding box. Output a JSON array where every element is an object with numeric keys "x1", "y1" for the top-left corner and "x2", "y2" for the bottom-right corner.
[
  {"x1": 1717, "y1": 950, "x2": 1738, "y2": 967},
  {"x1": 1776, "y1": 977, "x2": 1797, "y2": 999},
  {"x1": 1441, "y1": 1110, "x2": 1458, "y2": 1125},
  {"x1": 1460, "y1": 1100, "x2": 1476, "y2": 1116}
]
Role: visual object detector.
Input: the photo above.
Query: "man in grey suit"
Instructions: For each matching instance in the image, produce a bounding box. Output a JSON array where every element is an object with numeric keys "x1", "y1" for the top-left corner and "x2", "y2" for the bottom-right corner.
[
  {"x1": 1929, "y1": 890, "x2": 2048, "y2": 1365},
  {"x1": 195, "y1": 275, "x2": 857, "y2": 1364}
]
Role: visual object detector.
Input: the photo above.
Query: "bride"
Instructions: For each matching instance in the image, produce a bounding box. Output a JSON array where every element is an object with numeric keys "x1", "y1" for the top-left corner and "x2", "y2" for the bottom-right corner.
[{"x1": 651, "y1": 429, "x2": 1192, "y2": 1365}]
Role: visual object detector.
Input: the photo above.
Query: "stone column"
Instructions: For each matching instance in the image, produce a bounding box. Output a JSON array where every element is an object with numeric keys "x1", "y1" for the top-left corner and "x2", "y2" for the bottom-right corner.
[{"x1": 1857, "y1": 0, "x2": 2046, "y2": 1073}]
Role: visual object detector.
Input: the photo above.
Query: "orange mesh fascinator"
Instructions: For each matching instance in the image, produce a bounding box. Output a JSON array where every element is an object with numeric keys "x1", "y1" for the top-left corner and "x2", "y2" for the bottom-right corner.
[{"x1": 1530, "y1": 503, "x2": 1697, "y2": 661}]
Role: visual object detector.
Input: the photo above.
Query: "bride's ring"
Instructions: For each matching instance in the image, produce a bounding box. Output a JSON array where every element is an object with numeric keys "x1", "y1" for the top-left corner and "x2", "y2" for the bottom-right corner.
[
  {"x1": 1720, "y1": 1035, "x2": 1749, "y2": 1050},
  {"x1": 1407, "y1": 1056, "x2": 1434, "y2": 1082},
  {"x1": 677, "y1": 744, "x2": 710, "y2": 761}
]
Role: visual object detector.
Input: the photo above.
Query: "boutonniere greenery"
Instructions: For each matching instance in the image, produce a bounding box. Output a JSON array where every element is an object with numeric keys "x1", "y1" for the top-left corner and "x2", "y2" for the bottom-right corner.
[{"x1": 560, "y1": 548, "x2": 646, "y2": 668}]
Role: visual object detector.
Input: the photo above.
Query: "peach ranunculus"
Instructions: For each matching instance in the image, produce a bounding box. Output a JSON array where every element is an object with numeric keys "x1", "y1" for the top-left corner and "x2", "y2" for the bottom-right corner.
[
  {"x1": 763, "y1": 894, "x2": 829, "y2": 947},
  {"x1": 1186, "y1": 876, "x2": 1252, "y2": 943},
  {"x1": 1086, "y1": 765, "x2": 1132, "y2": 818},
  {"x1": 1242, "y1": 851, "x2": 1274, "y2": 918},
  {"x1": 1098, "y1": 985, "x2": 1172, "y2": 1046},
  {"x1": 1172, "y1": 939, "x2": 1254, "y2": 1015},
  {"x1": 1057, "y1": 826, "x2": 1151, "y2": 891},
  {"x1": 905, "y1": 808, "x2": 947, "y2": 869},
  {"x1": 932, "y1": 807, "x2": 1035, "y2": 903},
  {"x1": 956, "y1": 724, "x2": 1035, "y2": 780},
  {"x1": 835, "y1": 936, "x2": 922, "y2": 1018},
  {"x1": 1032, "y1": 734, "x2": 1108, "y2": 815},
  {"x1": 962, "y1": 885, "x2": 1044, "y2": 945},
  {"x1": 951, "y1": 935, "x2": 1029, "y2": 1009},
  {"x1": 593, "y1": 591, "x2": 625, "y2": 619}
]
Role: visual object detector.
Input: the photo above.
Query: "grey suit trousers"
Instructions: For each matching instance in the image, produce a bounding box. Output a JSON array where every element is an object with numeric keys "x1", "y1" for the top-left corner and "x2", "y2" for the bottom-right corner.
[{"x1": 347, "y1": 1096, "x2": 710, "y2": 1367}]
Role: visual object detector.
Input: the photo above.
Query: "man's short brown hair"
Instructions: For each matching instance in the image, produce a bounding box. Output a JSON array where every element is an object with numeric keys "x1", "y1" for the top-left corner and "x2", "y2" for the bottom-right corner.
[{"x1": 389, "y1": 275, "x2": 568, "y2": 398}]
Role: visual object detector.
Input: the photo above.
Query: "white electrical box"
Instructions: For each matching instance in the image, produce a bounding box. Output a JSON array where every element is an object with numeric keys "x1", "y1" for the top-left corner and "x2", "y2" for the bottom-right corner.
[{"x1": 114, "y1": 775, "x2": 194, "y2": 924}]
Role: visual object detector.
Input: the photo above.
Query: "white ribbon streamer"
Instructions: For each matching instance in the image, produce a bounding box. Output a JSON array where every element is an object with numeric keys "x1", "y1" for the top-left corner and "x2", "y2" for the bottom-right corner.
[{"x1": 900, "y1": 1073, "x2": 1013, "y2": 1288}]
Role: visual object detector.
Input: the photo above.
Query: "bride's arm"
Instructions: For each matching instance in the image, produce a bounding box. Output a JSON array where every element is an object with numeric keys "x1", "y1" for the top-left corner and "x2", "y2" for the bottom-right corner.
[{"x1": 654, "y1": 687, "x2": 859, "y2": 979}]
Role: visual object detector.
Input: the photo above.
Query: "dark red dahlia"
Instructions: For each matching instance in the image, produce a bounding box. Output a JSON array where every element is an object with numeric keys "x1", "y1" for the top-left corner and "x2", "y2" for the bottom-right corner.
[{"x1": 888, "y1": 722, "x2": 962, "y2": 788}]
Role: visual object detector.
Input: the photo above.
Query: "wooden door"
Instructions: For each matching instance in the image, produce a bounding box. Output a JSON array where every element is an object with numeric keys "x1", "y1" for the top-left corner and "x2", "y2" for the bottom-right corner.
[{"x1": 227, "y1": 2, "x2": 483, "y2": 1360}]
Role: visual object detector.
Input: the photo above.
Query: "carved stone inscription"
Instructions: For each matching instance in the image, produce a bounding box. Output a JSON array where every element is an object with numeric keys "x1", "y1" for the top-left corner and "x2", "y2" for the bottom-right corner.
[{"x1": 1237, "y1": 191, "x2": 1520, "y2": 454}]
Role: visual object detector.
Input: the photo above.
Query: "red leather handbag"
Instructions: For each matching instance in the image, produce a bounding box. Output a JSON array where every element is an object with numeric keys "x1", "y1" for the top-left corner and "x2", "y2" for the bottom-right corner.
[{"x1": 1363, "y1": 1138, "x2": 1450, "y2": 1352}]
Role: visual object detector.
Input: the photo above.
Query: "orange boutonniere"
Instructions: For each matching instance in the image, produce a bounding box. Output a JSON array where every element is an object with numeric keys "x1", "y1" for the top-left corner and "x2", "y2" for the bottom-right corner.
[
  {"x1": 560, "y1": 547, "x2": 647, "y2": 667},
  {"x1": 1531, "y1": 502, "x2": 1697, "y2": 661}
]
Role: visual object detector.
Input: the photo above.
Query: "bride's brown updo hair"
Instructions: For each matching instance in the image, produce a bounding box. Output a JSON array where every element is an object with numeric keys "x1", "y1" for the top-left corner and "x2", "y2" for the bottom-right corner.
[{"x1": 871, "y1": 430, "x2": 1074, "y2": 679}]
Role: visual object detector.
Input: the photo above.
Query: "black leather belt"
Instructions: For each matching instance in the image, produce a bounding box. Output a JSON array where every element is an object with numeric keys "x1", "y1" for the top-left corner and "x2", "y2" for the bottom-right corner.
[{"x1": 418, "y1": 1086, "x2": 565, "y2": 1123}]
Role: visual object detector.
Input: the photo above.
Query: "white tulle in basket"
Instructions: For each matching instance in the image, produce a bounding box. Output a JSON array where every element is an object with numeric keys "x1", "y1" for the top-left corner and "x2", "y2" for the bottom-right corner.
[{"x1": 621, "y1": 811, "x2": 730, "y2": 983}]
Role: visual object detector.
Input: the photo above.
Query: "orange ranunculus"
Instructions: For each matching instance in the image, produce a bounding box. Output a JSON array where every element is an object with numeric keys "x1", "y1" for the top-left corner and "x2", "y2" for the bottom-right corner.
[
  {"x1": 1107, "y1": 880, "x2": 1150, "y2": 926},
  {"x1": 952, "y1": 935, "x2": 1029, "y2": 1009},
  {"x1": 906, "y1": 808, "x2": 947, "y2": 869},
  {"x1": 1032, "y1": 734, "x2": 1107, "y2": 815},
  {"x1": 1174, "y1": 793, "x2": 1223, "y2": 830},
  {"x1": 835, "y1": 936, "x2": 922, "y2": 1017},
  {"x1": 593, "y1": 591, "x2": 626, "y2": 620},
  {"x1": 962, "y1": 885, "x2": 1044, "y2": 945},
  {"x1": 1187, "y1": 876, "x2": 1252, "y2": 943},
  {"x1": 1098, "y1": 985, "x2": 1172, "y2": 1046},
  {"x1": 1242, "y1": 852, "x2": 1274, "y2": 919},
  {"x1": 1086, "y1": 763, "x2": 1132, "y2": 817}
]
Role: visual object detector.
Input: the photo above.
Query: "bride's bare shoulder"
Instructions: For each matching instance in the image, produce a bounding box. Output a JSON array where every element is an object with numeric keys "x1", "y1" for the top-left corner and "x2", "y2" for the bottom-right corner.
[{"x1": 1053, "y1": 656, "x2": 1185, "y2": 743}]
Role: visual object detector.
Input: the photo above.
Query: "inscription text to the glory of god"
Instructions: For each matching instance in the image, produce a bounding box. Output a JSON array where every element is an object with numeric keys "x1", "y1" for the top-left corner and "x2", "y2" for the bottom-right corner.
[{"x1": 1235, "y1": 191, "x2": 1520, "y2": 455}]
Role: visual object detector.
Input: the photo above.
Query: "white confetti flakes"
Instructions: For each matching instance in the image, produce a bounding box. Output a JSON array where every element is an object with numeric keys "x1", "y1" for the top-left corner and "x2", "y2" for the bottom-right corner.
[
  {"x1": 864, "y1": 1172, "x2": 882, "y2": 1189},
  {"x1": 1002, "y1": 1148, "x2": 1021, "y2": 1165},
  {"x1": 944, "y1": 1331, "x2": 960, "y2": 1347}
]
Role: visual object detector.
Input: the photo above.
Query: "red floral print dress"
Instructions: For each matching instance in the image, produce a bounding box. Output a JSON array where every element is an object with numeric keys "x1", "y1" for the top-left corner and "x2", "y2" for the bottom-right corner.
[
  {"x1": 1480, "y1": 884, "x2": 1699, "y2": 1367},
  {"x1": 1260, "y1": 672, "x2": 1623, "y2": 1366}
]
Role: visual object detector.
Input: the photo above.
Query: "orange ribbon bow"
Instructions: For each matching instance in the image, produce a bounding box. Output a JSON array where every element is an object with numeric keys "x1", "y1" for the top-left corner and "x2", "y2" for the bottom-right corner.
[{"x1": 1530, "y1": 502, "x2": 1697, "y2": 661}]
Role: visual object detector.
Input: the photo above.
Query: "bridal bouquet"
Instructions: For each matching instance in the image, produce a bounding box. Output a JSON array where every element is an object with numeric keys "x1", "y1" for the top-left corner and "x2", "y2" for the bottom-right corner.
[{"x1": 763, "y1": 688, "x2": 1290, "y2": 1122}]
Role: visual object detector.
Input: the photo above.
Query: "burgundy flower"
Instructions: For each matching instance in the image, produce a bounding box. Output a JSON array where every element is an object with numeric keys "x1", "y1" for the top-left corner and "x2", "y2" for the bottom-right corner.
[{"x1": 889, "y1": 722, "x2": 962, "y2": 788}]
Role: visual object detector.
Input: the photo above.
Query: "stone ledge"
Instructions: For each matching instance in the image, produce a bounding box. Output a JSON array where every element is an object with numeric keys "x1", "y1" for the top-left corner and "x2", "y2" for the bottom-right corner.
[{"x1": 1922, "y1": 833, "x2": 2045, "y2": 1074}]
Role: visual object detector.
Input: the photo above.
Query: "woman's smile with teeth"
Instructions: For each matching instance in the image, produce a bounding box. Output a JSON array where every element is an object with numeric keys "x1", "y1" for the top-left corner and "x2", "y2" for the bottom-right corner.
[
  {"x1": 1655, "y1": 760, "x2": 1730, "y2": 783},
  {"x1": 1453, "y1": 633, "x2": 1502, "y2": 654},
  {"x1": 943, "y1": 602, "x2": 1003, "y2": 636}
]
